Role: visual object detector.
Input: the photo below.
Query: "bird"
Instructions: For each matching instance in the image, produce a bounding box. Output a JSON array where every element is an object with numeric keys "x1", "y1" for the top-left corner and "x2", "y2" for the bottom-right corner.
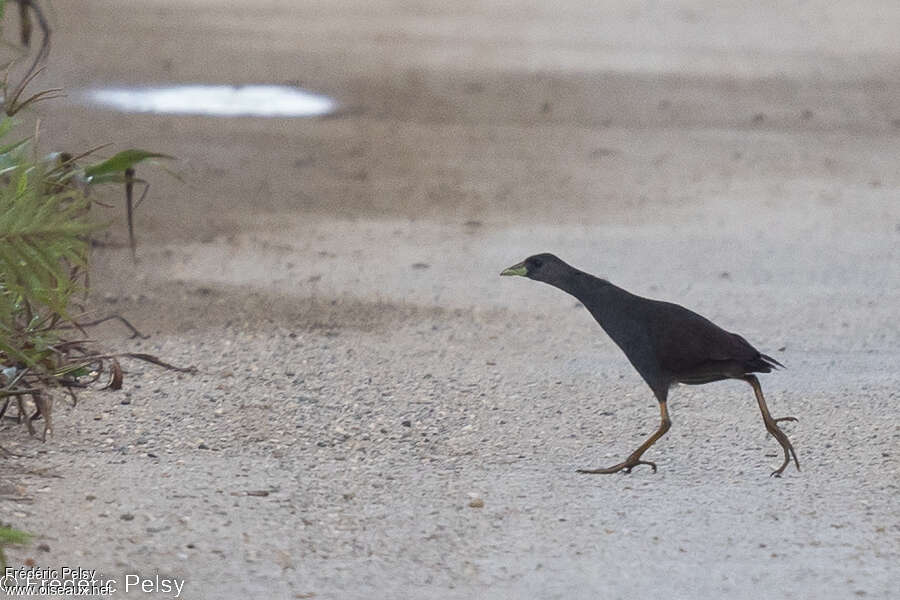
[{"x1": 500, "y1": 253, "x2": 799, "y2": 476}]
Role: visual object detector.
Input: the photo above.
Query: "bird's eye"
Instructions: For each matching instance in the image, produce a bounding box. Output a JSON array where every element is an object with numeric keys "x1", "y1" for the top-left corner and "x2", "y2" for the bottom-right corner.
[{"x1": 531, "y1": 258, "x2": 543, "y2": 268}]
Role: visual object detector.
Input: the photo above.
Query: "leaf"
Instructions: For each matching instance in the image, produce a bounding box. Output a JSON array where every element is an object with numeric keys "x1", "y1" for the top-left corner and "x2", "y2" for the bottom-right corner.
[
  {"x1": 54, "y1": 362, "x2": 92, "y2": 377},
  {"x1": 104, "y1": 358, "x2": 123, "y2": 390},
  {"x1": 82, "y1": 172, "x2": 147, "y2": 186},
  {"x1": 0, "y1": 115, "x2": 16, "y2": 139},
  {"x1": 83, "y1": 149, "x2": 174, "y2": 179},
  {"x1": 0, "y1": 527, "x2": 30, "y2": 546},
  {"x1": 0, "y1": 136, "x2": 29, "y2": 157}
]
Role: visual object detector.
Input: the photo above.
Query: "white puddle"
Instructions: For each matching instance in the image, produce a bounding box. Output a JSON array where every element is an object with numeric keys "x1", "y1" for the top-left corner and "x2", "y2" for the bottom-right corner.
[{"x1": 84, "y1": 85, "x2": 336, "y2": 117}]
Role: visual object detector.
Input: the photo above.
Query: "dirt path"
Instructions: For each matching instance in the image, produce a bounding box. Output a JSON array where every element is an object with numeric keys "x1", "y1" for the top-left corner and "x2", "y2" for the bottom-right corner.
[{"x1": 2, "y1": 2, "x2": 899, "y2": 598}]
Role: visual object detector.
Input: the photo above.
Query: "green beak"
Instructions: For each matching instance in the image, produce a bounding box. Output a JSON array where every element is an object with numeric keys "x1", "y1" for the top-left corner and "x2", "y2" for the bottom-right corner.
[{"x1": 500, "y1": 261, "x2": 527, "y2": 277}]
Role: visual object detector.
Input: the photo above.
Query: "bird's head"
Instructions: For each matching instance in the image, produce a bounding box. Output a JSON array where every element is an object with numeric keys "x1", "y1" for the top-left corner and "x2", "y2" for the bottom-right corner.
[{"x1": 500, "y1": 253, "x2": 570, "y2": 285}]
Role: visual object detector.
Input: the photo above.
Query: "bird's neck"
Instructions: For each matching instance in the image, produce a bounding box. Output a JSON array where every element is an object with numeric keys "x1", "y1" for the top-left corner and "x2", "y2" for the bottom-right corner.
[
  {"x1": 552, "y1": 269, "x2": 631, "y2": 325},
  {"x1": 553, "y1": 268, "x2": 611, "y2": 302}
]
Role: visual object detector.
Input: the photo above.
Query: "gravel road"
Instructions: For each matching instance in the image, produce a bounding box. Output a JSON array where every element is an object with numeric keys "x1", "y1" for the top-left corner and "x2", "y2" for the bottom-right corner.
[{"x1": 2, "y1": 2, "x2": 899, "y2": 598}]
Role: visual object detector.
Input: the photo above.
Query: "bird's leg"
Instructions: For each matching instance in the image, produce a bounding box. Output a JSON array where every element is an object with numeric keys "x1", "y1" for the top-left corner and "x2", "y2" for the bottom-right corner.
[
  {"x1": 744, "y1": 375, "x2": 800, "y2": 477},
  {"x1": 578, "y1": 401, "x2": 671, "y2": 475}
]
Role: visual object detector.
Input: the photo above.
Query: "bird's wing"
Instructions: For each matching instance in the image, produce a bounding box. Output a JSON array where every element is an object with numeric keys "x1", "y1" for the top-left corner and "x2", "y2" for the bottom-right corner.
[{"x1": 641, "y1": 300, "x2": 760, "y2": 374}]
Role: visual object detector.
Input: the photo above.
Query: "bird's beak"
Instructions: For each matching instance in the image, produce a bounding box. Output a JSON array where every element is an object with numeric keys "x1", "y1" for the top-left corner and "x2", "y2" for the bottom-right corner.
[{"x1": 500, "y1": 261, "x2": 527, "y2": 277}]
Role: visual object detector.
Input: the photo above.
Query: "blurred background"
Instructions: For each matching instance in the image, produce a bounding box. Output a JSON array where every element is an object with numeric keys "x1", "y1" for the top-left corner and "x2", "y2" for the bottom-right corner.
[
  {"x1": 3, "y1": 2, "x2": 898, "y2": 598},
  {"x1": 20, "y1": 1, "x2": 896, "y2": 333}
]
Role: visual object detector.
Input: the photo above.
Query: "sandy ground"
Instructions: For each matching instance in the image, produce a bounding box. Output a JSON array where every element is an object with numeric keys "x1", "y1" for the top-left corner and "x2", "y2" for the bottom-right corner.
[{"x1": 2, "y1": 1, "x2": 900, "y2": 598}]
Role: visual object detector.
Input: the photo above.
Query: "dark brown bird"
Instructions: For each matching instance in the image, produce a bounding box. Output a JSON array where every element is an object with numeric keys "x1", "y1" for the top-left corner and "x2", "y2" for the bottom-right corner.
[{"x1": 501, "y1": 253, "x2": 799, "y2": 476}]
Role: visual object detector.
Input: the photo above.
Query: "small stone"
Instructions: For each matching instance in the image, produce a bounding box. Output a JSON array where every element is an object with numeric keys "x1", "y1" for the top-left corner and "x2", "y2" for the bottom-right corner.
[
  {"x1": 37, "y1": 543, "x2": 50, "y2": 552},
  {"x1": 146, "y1": 525, "x2": 169, "y2": 533},
  {"x1": 401, "y1": 420, "x2": 412, "y2": 427},
  {"x1": 468, "y1": 498, "x2": 484, "y2": 508},
  {"x1": 198, "y1": 443, "x2": 210, "y2": 450},
  {"x1": 120, "y1": 513, "x2": 135, "y2": 521}
]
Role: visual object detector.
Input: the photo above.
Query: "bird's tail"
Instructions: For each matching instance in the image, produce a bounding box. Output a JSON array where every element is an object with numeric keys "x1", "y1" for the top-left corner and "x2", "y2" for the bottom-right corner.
[{"x1": 759, "y1": 353, "x2": 785, "y2": 370}]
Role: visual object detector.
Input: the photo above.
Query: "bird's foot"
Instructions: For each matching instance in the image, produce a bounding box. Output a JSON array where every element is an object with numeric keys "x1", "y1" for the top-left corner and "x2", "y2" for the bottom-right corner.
[
  {"x1": 577, "y1": 458, "x2": 657, "y2": 475},
  {"x1": 768, "y1": 446, "x2": 801, "y2": 478},
  {"x1": 765, "y1": 419, "x2": 801, "y2": 477},
  {"x1": 769, "y1": 459, "x2": 795, "y2": 478}
]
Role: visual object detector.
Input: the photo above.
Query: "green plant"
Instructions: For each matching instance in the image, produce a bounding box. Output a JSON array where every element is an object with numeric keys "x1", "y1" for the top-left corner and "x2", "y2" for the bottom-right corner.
[
  {"x1": 0, "y1": 117, "x2": 183, "y2": 439},
  {"x1": 0, "y1": 0, "x2": 193, "y2": 570},
  {"x1": 0, "y1": 525, "x2": 29, "y2": 570}
]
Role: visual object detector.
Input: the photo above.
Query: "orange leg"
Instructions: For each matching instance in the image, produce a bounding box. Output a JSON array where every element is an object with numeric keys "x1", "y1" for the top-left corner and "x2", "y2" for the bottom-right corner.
[
  {"x1": 744, "y1": 375, "x2": 800, "y2": 477},
  {"x1": 578, "y1": 401, "x2": 670, "y2": 475}
]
